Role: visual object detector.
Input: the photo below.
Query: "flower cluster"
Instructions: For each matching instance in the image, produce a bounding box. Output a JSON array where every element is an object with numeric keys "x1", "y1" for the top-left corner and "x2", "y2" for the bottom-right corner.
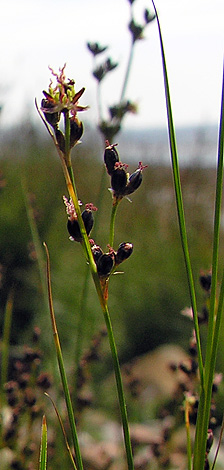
[
  {"x1": 63, "y1": 196, "x2": 97, "y2": 243},
  {"x1": 41, "y1": 65, "x2": 88, "y2": 153},
  {"x1": 91, "y1": 241, "x2": 133, "y2": 279},
  {"x1": 92, "y1": 58, "x2": 118, "y2": 83},
  {"x1": 104, "y1": 141, "x2": 147, "y2": 202},
  {"x1": 128, "y1": 8, "x2": 155, "y2": 43}
]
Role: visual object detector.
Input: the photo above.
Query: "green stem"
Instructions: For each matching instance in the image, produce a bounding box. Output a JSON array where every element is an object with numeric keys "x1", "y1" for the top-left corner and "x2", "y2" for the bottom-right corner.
[
  {"x1": 44, "y1": 243, "x2": 84, "y2": 470},
  {"x1": 205, "y1": 64, "x2": 224, "y2": 377},
  {"x1": 109, "y1": 199, "x2": 120, "y2": 247},
  {"x1": 64, "y1": 111, "x2": 71, "y2": 165},
  {"x1": 45, "y1": 393, "x2": 77, "y2": 470},
  {"x1": 185, "y1": 399, "x2": 193, "y2": 470},
  {"x1": 151, "y1": 0, "x2": 203, "y2": 384},
  {"x1": 76, "y1": 262, "x2": 134, "y2": 470},
  {"x1": 101, "y1": 300, "x2": 134, "y2": 470},
  {"x1": 193, "y1": 63, "x2": 224, "y2": 470},
  {"x1": 39, "y1": 416, "x2": 48, "y2": 470}
]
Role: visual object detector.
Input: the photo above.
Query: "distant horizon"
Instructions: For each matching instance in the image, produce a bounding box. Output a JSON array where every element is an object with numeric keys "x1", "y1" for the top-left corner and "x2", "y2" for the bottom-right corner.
[{"x1": 0, "y1": 117, "x2": 219, "y2": 168}]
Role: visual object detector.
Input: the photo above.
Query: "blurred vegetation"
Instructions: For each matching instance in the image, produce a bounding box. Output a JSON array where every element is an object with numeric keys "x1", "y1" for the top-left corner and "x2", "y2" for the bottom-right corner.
[{"x1": 0, "y1": 120, "x2": 221, "y2": 371}]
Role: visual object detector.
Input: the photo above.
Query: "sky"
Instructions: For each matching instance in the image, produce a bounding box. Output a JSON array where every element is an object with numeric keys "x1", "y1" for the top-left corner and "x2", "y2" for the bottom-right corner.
[{"x1": 0, "y1": 0, "x2": 223, "y2": 131}]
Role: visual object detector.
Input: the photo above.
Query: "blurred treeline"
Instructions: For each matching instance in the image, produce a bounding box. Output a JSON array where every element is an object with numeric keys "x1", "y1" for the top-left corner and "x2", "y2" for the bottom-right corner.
[{"x1": 0, "y1": 120, "x2": 222, "y2": 371}]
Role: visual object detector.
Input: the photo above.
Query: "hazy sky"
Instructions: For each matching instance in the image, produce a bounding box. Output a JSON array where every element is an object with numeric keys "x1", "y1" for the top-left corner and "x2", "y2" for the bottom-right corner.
[{"x1": 1, "y1": 0, "x2": 223, "y2": 130}]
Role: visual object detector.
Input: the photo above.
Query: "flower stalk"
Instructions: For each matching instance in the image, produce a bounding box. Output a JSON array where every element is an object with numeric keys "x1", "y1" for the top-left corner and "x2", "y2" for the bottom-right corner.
[{"x1": 39, "y1": 67, "x2": 136, "y2": 470}]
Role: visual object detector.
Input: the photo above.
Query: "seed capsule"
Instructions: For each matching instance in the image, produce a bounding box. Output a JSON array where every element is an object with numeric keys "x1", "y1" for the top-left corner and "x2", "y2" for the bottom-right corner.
[
  {"x1": 125, "y1": 168, "x2": 143, "y2": 195},
  {"x1": 70, "y1": 119, "x2": 83, "y2": 148},
  {"x1": 115, "y1": 242, "x2": 133, "y2": 265},
  {"x1": 41, "y1": 97, "x2": 60, "y2": 128},
  {"x1": 67, "y1": 219, "x2": 81, "y2": 241},
  {"x1": 82, "y1": 210, "x2": 94, "y2": 235},
  {"x1": 96, "y1": 253, "x2": 114, "y2": 277},
  {"x1": 111, "y1": 166, "x2": 127, "y2": 194},
  {"x1": 55, "y1": 128, "x2": 65, "y2": 153},
  {"x1": 67, "y1": 210, "x2": 94, "y2": 242},
  {"x1": 104, "y1": 143, "x2": 119, "y2": 175},
  {"x1": 91, "y1": 244, "x2": 104, "y2": 263}
]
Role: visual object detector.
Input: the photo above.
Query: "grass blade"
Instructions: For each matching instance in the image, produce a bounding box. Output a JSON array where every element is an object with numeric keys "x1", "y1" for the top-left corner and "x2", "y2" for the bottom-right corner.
[
  {"x1": 151, "y1": 0, "x2": 203, "y2": 383},
  {"x1": 45, "y1": 392, "x2": 77, "y2": 470},
  {"x1": 43, "y1": 242, "x2": 84, "y2": 470},
  {"x1": 193, "y1": 62, "x2": 224, "y2": 470},
  {"x1": 39, "y1": 415, "x2": 48, "y2": 470}
]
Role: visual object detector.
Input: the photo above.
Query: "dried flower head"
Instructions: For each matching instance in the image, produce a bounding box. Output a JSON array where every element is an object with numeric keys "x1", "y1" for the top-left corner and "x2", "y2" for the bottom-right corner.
[
  {"x1": 41, "y1": 64, "x2": 88, "y2": 118},
  {"x1": 41, "y1": 65, "x2": 88, "y2": 151}
]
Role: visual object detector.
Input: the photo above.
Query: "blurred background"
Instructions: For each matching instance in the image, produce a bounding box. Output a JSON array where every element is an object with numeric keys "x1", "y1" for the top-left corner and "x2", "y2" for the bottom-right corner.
[{"x1": 0, "y1": 0, "x2": 224, "y2": 368}]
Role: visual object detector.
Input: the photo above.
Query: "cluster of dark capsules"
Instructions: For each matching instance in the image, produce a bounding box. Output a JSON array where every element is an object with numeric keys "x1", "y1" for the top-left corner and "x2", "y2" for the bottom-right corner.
[
  {"x1": 64, "y1": 141, "x2": 148, "y2": 279},
  {"x1": 104, "y1": 141, "x2": 147, "y2": 201}
]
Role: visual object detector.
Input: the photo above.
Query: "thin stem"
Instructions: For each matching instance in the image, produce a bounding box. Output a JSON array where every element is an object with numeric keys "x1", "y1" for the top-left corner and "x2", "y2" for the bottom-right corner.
[
  {"x1": 205, "y1": 63, "x2": 224, "y2": 379},
  {"x1": 120, "y1": 40, "x2": 135, "y2": 103},
  {"x1": 39, "y1": 416, "x2": 47, "y2": 470},
  {"x1": 193, "y1": 63, "x2": 224, "y2": 470},
  {"x1": 211, "y1": 412, "x2": 224, "y2": 470},
  {"x1": 185, "y1": 398, "x2": 193, "y2": 470},
  {"x1": 44, "y1": 243, "x2": 84, "y2": 470},
  {"x1": 109, "y1": 199, "x2": 120, "y2": 247},
  {"x1": 45, "y1": 393, "x2": 77, "y2": 470},
  {"x1": 151, "y1": 0, "x2": 203, "y2": 384},
  {"x1": 93, "y1": 165, "x2": 107, "y2": 236},
  {"x1": 97, "y1": 82, "x2": 103, "y2": 123},
  {"x1": 102, "y1": 302, "x2": 134, "y2": 470},
  {"x1": 64, "y1": 110, "x2": 71, "y2": 165}
]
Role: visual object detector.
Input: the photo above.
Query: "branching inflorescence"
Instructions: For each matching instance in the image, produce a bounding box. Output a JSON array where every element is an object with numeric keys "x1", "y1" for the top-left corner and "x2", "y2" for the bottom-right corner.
[{"x1": 38, "y1": 63, "x2": 148, "y2": 470}]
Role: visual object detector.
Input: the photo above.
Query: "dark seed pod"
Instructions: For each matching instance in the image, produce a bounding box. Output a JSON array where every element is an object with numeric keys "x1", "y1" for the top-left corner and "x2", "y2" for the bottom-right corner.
[
  {"x1": 67, "y1": 210, "x2": 94, "y2": 242},
  {"x1": 96, "y1": 253, "x2": 114, "y2": 277},
  {"x1": 91, "y1": 244, "x2": 104, "y2": 263},
  {"x1": 115, "y1": 242, "x2": 133, "y2": 265},
  {"x1": 104, "y1": 144, "x2": 119, "y2": 175},
  {"x1": 55, "y1": 128, "x2": 65, "y2": 153},
  {"x1": 70, "y1": 119, "x2": 83, "y2": 148},
  {"x1": 41, "y1": 98, "x2": 60, "y2": 128},
  {"x1": 82, "y1": 210, "x2": 94, "y2": 236},
  {"x1": 67, "y1": 218, "x2": 81, "y2": 241},
  {"x1": 125, "y1": 169, "x2": 142, "y2": 195},
  {"x1": 111, "y1": 167, "x2": 127, "y2": 194}
]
